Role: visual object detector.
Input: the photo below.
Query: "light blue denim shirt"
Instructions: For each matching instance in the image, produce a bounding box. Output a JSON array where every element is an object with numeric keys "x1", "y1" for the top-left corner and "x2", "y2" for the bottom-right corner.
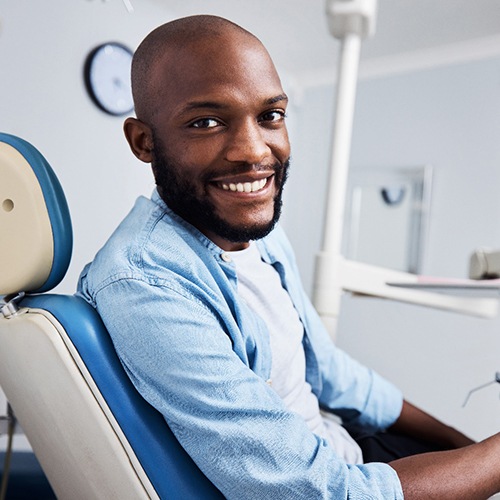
[{"x1": 77, "y1": 189, "x2": 404, "y2": 499}]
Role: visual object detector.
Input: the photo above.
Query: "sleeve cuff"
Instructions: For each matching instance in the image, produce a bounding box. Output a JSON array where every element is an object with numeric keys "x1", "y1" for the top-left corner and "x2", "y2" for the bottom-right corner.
[{"x1": 357, "y1": 370, "x2": 404, "y2": 431}]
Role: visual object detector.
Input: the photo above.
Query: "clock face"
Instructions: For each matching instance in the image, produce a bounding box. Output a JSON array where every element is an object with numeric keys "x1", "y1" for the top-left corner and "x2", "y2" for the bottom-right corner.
[{"x1": 84, "y1": 42, "x2": 134, "y2": 116}]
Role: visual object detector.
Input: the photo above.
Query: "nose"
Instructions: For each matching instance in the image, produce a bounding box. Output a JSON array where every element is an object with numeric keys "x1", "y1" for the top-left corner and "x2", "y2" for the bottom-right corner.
[{"x1": 224, "y1": 119, "x2": 272, "y2": 164}]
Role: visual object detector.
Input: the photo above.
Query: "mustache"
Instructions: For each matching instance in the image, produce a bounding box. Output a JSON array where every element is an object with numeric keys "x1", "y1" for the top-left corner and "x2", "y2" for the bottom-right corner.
[{"x1": 202, "y1": 159, "x2": 288, "y2": 184}]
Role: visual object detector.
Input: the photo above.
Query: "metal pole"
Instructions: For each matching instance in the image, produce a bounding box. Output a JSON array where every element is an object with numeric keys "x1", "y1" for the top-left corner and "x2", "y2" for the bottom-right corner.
[{"x1": 313, "y1": 0, "x2": 378, "y2": 337}]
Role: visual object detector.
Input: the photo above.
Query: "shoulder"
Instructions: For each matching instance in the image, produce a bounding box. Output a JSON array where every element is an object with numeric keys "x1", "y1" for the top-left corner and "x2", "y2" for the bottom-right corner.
[{"x1": 77, "y1": 194, "x2": 221, "y2": 303}]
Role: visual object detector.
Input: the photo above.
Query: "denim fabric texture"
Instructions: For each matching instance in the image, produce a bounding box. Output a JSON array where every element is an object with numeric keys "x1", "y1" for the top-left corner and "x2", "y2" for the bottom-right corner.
[{"x1": 77, "y1": 189, "x2": 404, "y2": 499}]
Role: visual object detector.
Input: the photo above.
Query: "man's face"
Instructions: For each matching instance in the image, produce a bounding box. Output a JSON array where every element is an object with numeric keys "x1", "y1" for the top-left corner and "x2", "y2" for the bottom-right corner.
[
  {"x1": 149, "y1": 34, "x2": 291, "y2": 250},
  {"x1": 152, "y1": 137, "x2": 289, "y2": 247}
]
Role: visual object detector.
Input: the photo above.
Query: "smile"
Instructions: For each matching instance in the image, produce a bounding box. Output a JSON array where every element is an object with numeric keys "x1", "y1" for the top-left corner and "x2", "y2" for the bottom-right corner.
[{"x1": 219, "y1": 177, "x2": 268, "y2": 193}]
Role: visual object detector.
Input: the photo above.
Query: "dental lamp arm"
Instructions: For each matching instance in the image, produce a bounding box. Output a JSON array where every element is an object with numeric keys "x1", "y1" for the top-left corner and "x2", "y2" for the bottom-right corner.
[
  {"x1": 321, "y1": 0, "x2": 377, "y2": 257},
  {"x1": 315, "y1": 0, "x2": 499, "y2": 339},
  {"x1": 313, "y1": 255, "x2": 499, "y2": 321},
  {"x1": 314, "y1": 0, "x2": 378, "y2": 337}
]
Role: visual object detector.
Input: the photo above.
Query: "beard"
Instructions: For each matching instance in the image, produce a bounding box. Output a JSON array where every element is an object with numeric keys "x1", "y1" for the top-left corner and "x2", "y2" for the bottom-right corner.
[{"x1": 151, "y1": 137, "x2": 289, "y2": 244}]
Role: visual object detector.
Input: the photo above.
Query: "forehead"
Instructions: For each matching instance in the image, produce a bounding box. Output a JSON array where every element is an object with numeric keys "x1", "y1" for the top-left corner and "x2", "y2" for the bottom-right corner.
[{"x1": 152, "y1": 35, "x2": 284, "y2": 117}]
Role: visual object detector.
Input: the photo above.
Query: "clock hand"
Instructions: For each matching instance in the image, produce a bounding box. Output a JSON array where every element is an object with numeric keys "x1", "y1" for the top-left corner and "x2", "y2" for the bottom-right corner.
[{"x1": 122, "y1": 0, "x2": 133, "y2": 13}]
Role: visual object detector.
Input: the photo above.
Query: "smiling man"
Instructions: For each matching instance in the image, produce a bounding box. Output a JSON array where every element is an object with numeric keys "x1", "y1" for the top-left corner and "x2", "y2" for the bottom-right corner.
[{"x1": 78, "y1": 15, "x2": 500, "y2": 500}]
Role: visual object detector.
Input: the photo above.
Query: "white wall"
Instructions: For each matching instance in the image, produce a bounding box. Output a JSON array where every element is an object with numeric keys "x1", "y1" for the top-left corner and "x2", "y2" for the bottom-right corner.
[{"x1": 1, "y1": 0, "x2": 500, "y2": 450}]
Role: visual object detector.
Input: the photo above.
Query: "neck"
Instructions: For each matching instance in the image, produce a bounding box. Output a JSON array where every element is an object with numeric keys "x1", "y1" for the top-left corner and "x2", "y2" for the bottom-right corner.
[{"x1": 203, "y1": 230, "x2": 250, "y2": 251}]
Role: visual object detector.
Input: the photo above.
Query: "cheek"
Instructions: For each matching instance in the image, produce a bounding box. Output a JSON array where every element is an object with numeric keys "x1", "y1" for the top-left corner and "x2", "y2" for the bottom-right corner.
[{"x1": 176, "y1": 141, "x2": 222, "y2": 177}]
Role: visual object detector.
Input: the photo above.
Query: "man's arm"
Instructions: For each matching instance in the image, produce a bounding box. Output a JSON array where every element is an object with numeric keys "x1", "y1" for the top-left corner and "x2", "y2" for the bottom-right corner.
[
  {"x1": 388, "y1": 400, "x2": 500, "y2": 499},
  {"x1": 390, "y1": 432, "x2": 500, "y2": 499},
  {"x1": 390, "y1": 400, "x2": 475, "y2": 449},
  {"x1": 92, "y1": 278, "x2": 405, "y2": 499}
]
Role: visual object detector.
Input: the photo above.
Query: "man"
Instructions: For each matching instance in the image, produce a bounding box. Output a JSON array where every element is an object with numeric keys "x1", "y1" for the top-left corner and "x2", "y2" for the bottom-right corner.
[{"x1": 78, "y1": 15, "x2": 500, "y2": 499}]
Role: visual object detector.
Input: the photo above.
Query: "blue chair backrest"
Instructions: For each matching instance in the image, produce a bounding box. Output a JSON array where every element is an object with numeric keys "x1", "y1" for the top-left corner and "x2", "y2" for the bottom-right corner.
[{"x1": 0, "y1": 133, "x2": 224, "y2": 499}]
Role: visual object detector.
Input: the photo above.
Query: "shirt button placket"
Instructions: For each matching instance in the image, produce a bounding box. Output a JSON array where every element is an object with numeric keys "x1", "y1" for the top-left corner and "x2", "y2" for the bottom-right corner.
[{"x1": 220, "y1": 252, "x2": 232, "y2": 263}]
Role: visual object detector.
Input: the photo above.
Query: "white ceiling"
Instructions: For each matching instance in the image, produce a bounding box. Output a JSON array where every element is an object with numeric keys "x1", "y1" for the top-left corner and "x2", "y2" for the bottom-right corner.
[{"x1": 148, "y1": 0, "x2": 500, "y2": 78}]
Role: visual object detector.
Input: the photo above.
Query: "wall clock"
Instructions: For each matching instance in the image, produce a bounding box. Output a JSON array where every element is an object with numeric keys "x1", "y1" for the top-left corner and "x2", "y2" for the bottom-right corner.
[{"x1": 84, "y1": 42, "x2": 134, "y2": 116}]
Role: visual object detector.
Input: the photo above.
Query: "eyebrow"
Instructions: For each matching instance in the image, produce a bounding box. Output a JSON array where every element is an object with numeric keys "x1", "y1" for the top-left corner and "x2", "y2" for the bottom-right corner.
[
  {"x1": 266, "y1": 93, "x2": 288, "y2": 105},
  {"x1": 179, "y1": 93, "x2": 289, "y2": 114}
]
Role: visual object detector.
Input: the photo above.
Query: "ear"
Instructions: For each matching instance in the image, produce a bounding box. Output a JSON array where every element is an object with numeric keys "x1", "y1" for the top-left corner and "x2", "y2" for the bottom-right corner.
[{"x1": 123, "y1": 117, "x2": 154, "y2": 163}]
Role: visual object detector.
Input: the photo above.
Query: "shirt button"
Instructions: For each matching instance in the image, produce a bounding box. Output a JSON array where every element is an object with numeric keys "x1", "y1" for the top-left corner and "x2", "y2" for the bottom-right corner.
[
  {"x1": 220, "y1": 252, "x2": 232, "y2": 263},
  {"x1": 266, "y1": 379, "x2": 272, "y2": 386}
]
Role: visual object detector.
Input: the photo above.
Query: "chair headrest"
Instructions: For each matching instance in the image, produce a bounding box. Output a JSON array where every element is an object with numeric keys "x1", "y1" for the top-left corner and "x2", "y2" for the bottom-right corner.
[{"x1": 0, "y1": 133, "x2": 72, "y2": 296}]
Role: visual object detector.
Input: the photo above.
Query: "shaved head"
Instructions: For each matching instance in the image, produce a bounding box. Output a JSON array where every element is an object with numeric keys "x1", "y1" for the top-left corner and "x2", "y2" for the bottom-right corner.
[{"x1": 131, "y1": 15, "x2": 261, "y2": 123}]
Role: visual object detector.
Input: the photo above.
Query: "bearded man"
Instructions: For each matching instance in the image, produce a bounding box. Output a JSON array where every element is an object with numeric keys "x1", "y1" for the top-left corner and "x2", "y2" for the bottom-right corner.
[{"x1": 78, "y1": 15, "x2": 500, "y2": 499}]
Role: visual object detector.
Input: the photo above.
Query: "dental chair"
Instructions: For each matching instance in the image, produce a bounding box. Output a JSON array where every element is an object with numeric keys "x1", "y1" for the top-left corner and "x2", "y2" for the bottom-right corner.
[{"x1": 0, "y1": 133, "x2": 224, "y2": 499}]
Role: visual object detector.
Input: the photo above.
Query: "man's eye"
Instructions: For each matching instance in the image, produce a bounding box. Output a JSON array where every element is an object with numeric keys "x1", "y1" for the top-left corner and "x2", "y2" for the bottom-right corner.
[
  {"x1": 190, "y1": 118, "x2": 221, "y2": 129},
  {"x1": 260, "y1": 110, "x2": 286, "y2": 123}
]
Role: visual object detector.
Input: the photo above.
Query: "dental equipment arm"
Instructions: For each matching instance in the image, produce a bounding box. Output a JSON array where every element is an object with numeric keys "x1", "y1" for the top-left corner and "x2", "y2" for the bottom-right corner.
[
  {"x1": 313, "y1": 0, "x2": 499, "y2": 339},
  {"x1": 320, "y1": 0, "x2": 376, "y2": 261},
  {"x1": 313, "y1": 0, "x2": 377, "y2": 337}
]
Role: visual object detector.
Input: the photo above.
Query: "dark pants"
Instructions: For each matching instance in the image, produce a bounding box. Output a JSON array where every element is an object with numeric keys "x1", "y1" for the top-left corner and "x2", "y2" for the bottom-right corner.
[{"x1": 346, "y1": 427, "x2": 448, "y2": 463}]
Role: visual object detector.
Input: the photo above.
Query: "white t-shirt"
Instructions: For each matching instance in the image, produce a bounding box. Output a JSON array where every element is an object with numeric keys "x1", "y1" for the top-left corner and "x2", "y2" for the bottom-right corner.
[{"x1": 228, "y1": 242, "x2": 363, "y2": 464}]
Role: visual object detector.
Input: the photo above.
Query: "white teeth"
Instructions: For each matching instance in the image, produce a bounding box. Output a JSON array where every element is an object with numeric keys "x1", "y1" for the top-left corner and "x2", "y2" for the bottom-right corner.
[
  {"x1": 252, "y1": 180, "x2": 261, "y2": 191},
  {"x1": 221, "y1": 178, "x2": 267, "y2": 193}
]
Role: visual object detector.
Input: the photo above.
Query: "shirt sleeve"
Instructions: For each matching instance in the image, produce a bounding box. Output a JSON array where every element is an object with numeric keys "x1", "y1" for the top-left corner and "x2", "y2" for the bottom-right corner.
[
  {"x1": 265, "y1": 226, "x2": 404, "y2": 432},
  {"x1": 91, "y1": 277, "x2": 404, "y2": 500},
  {"x1": 299, "y1": 289, "x2": 404, "y2": 432}
]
